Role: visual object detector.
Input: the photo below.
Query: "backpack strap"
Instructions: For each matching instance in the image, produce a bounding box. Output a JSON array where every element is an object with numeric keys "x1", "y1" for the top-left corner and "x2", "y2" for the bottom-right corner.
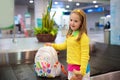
[
  {"x1": 61, "y1": 64, "x2": 68, "y2": 76},
  {"x1": 56, "y1": 51, "x2": 67, "y2": 76}
]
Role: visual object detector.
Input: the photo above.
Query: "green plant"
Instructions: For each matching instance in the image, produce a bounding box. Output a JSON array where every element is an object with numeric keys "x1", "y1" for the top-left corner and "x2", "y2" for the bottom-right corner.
[{"x1": 34, "y1": 0, "x2": 58, "y2": 36}]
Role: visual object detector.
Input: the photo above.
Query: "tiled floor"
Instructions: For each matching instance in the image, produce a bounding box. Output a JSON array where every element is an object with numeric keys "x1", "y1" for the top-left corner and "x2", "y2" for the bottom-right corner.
[
  {"x1": 91, "y1": 71, "x2": 120, "y2": 80},
  {"x1": 88, "y1": 30, "x2": 104, "y2": 43}
]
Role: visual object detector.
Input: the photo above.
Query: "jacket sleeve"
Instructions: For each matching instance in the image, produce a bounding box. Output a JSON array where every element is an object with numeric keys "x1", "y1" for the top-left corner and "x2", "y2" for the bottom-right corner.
[
  {"x1": 80, "y1": 33, "x2": 90, "y2": 75},
  {"x1": 51, "y1": 39, "x2": 67, "y2": 50}
]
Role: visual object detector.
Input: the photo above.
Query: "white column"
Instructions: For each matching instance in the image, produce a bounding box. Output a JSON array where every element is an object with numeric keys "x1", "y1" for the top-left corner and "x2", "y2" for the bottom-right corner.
[
  {"x1": 34, "y1": 0, "x2": 48, "y2": 27},
  {"x1": 110, "y1": 0, "x2": 120, "y2": 45},
  {"x1": 0, "y1": 0, "x2": 14, "y2": 29}
]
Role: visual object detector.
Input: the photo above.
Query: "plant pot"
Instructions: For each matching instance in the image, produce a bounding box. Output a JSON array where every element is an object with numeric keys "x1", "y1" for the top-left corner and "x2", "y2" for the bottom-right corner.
[{"x1": 36, "y1": 34, "x2": 56, "y2": 42}]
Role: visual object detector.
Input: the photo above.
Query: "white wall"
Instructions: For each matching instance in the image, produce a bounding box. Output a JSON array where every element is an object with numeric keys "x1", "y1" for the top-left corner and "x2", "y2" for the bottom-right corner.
[
  {"x1": 14, "y1": 5, "x2": 35, "y2": 29},
  {"x1": 28, "y1": 8, "x2": 35, "y2": 28},
  {"x1": 34, "y1": 0, "x2": 48, "y2": 26},
  {"x1": 86, "y1": 12, "x2": 105, "y2": 30},
  {"x1": 14, "y1": 5, "x2": 28, "y2": 19}
]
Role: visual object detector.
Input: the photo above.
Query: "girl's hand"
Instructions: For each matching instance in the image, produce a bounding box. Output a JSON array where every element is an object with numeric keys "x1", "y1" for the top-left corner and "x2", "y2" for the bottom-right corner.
[
  {"x1": 44, "y1": 43, "x2": 52, "y2": 46},
  {"x1": 70, "y1": 69, "x2": 83, "y2": 80}
]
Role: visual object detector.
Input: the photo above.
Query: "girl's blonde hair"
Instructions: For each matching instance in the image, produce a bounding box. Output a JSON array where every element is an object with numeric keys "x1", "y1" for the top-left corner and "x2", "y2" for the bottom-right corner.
[{"x1": 67, "y1": 9, "x2": 87, "y2": 41}]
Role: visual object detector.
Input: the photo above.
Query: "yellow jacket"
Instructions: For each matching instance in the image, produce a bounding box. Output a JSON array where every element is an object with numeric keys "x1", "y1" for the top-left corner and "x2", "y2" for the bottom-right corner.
[{"x1": 51, "y1": 32, "x2": 90, "y2": 75}]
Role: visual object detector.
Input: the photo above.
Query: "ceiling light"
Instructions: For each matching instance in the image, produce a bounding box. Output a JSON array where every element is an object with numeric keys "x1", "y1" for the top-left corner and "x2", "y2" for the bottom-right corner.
[
  {"x1": 54, "y1": 2, "x2": 58, "y2": 5},
  {"x1": 66, "y1": 5, "x2": 70, "y2": 8},
  {"x1": 93, "y1": 1, "x2": 97, "y2": 4},
  {"x1": 68, "y1": 0, "x2": 72, "y2": 2},
  {"x1": 29, "y1": 0, "x2": 34, "y2": 3},
  {"x1": 76, "y1": 3, "x2": 80, "y2": 6}
]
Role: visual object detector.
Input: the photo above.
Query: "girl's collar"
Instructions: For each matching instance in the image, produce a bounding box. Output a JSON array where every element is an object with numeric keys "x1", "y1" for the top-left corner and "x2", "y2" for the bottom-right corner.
[{"x1": 72, "y1": 30, "x2": 79, "y2": 36}]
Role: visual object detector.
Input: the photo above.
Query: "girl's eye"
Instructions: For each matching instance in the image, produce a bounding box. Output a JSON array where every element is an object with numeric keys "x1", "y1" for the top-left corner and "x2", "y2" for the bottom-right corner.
[
  {"x1": 74, "y1": 20, "x2": 78, "y2": 22},
  {"x1": 70, "y1": 19, "x2": 72, "y2": 21}
]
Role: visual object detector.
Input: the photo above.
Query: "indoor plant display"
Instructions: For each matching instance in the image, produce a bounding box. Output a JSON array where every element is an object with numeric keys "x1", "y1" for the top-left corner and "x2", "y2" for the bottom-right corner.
[{"x1": 34, "y1": 0, "x2": 58, "y2": 42}]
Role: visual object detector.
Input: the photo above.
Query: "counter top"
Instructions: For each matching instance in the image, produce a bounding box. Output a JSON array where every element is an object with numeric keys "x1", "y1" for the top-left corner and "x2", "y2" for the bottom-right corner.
[{"x1": 0, "y1": 37, "x2": 44, "y2": 53}]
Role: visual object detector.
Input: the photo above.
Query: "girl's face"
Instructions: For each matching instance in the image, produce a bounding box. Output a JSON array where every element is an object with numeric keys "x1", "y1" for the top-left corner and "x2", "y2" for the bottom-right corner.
[{"x1": 69, "y1": 13, "x2": 81, "y2": 31}]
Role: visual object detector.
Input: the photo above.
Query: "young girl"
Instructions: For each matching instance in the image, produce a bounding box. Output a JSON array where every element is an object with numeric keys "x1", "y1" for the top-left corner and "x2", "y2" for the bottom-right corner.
[{"x1": 45, "y1": 9, "x2": 90, "y2": 80}]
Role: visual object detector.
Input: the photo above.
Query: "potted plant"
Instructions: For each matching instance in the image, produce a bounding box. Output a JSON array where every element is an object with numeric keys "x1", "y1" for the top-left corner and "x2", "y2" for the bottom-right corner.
[{"x1": 34, "y1": 0, "x2": 58, "y2": 42}]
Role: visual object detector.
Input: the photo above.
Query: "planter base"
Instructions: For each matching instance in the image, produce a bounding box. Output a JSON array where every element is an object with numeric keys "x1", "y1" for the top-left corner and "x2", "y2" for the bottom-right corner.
[{"x1": 36, "y1": 34, "x2": 56, "y2": 42}]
